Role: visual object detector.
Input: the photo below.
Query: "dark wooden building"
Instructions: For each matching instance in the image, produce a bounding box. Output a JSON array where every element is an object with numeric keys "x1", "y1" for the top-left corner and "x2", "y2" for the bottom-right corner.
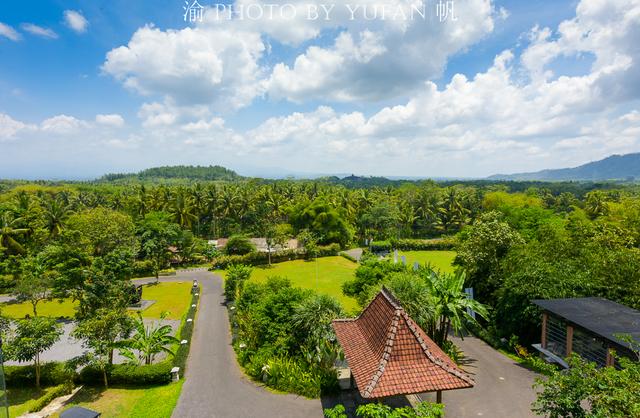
[{"x1": 532, "y1": 297, "x2": 640, "y2": 368}]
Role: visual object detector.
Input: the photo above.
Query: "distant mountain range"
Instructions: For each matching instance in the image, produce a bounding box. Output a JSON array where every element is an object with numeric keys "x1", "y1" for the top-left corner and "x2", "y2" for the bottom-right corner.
[{"x1": 489, "y1": 153, "x2": 640, "y2": 182}]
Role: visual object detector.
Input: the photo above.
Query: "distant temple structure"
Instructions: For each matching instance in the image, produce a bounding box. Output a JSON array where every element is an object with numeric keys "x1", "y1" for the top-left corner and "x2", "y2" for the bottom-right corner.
[{"x1": 333, "y1": 288, "x2": 474, "y2": 402}]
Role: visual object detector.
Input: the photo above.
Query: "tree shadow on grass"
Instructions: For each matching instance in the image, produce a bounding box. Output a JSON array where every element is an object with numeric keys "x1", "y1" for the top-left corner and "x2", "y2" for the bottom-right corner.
[{"x1": 6, "y1": 386, "x2": 47, "y2": 407}]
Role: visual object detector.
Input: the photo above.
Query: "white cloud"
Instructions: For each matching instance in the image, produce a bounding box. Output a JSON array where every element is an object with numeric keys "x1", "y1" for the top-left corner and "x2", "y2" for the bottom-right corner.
[
  {"x1": 95, "y1": 114, "x2": 125, "y2": 127},
  {"x1": 21, "y1": 23, "x2": 58, "y2": 39},
  {"x1": 41, "y1": 115, "x2": 88, "y2": 134},
  {"x1": 0, "y1": 114, "x2": 35, "y2": 140},
  {"x1": 265, "y1": 0, "x2": 496, "y2": 102},
  {"x1": 64, "y1": 10, "x2": 88, "y2": 33},
  {"x1": 0, "y1": 22, "x2": 21, "y2": 41},
  {"x1": 103, "y1": 24, "x2": 265, "y2": 111}
]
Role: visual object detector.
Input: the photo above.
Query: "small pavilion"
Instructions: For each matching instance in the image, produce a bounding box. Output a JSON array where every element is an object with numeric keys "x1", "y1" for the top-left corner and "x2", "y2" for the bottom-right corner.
[{"x1": 332, "y1": 287, "x2": 474, "y2": 403}]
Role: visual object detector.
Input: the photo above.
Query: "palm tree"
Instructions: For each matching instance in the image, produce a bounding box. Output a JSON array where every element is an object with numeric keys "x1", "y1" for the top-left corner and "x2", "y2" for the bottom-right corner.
[
  {"x1": 41, "y1": 197, "x2": 72, "y2": 236},
  {"x1": 169, "y1": 189, "x2": 197, "y2": 229},
  {"x1": 0, "y1": 213, "x2": 28, "y2": 254},
  {"x1": 423, "y1": 268, "x2": 488, "y2": 347},
  {"x1": 118, "y1": 312, "x2": 179, "y2": 365}
]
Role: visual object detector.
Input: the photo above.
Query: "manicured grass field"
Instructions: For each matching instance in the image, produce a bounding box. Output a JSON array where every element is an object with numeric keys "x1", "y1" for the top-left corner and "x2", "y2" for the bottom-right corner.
[
  {"x1": 53, "y1": 382, "x2": 183, "y2": 418},
  {"x1": 247, "y1": 256, "x2": 359, "y2": 312},
  {"x1": 1, "y1": 282, "x2": 192, "y2": 320},
  {"x1": 137, "y1": 282, "x2": 193, "y2": 320},
  {"x1": 6, "y1": 386, "x2": 57, "y2": 417},
  {"x1": 1, "y1": 299, "x2": 77, "y2": 319},
  {"x1": 394, "y1": 251, "x2": 457, "y2": 273}
]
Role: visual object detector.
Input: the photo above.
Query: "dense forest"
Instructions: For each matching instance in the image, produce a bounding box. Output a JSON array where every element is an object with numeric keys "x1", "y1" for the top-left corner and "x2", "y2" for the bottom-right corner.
[{"x1": 1, "y1": 166, "x2": 640, "y2": 348}]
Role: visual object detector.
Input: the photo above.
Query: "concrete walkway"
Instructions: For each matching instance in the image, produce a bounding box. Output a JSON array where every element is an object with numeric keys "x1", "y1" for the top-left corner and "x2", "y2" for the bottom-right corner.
[
  {"x1": 171, "y1": 270, "x2": 323, "y2": 418},
  {"x1": 419, "y1": 336, "x2": 541, "y2": 417}
]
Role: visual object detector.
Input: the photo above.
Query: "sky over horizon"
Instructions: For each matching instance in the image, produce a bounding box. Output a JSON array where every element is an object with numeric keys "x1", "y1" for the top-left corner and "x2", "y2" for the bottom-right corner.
[{"x1": 1, "y1": 0, "x2": 639, "y2": 180}]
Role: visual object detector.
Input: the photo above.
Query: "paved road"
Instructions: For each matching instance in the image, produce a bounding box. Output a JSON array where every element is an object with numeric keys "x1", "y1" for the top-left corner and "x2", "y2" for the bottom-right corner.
[
  {"x1": 171, "y1": 270, "x2": 324, "y2": 418},
  {"x1": 419, "y1": 336, "x2": 541, "y2": 418}
]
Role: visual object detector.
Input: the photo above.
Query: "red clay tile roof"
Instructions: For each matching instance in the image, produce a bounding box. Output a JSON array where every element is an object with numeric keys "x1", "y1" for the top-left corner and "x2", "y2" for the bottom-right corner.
[{"x1": 333, "y1": 287, "x2": 474, "y2": 398}]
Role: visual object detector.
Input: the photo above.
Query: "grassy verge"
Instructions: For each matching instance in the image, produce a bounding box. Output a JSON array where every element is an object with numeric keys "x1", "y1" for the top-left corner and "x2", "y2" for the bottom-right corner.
[
  {"x1": 1, "y1": 282, "x2": 192, "y2": 321},
  {"x1": 52, "y1": 382, "x2": 183, "y2": 418},
  {"x1": 392, "y1": 250, "x2": 457, "y2": 273},
  {"x1": 137, "y1": 282, "x2": 193, "y2": 320},
  {"x1": 240, "y1": 256, "x2": 359, "y2": 311},
  {"x1": 1, "y1": 299, "x2": 76, "y2": 319},
  {"x1": 6, "y1": 386, "x2": 57, "y2": 417}
]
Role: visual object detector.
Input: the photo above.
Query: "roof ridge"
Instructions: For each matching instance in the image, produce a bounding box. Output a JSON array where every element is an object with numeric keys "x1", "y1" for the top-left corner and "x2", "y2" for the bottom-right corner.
[
  {"x1": 400, "y1": 311, "x2": 475, "y2": 386},
  {"x1": 362, "y1": 307, "x2": 403, "y2": 398}
]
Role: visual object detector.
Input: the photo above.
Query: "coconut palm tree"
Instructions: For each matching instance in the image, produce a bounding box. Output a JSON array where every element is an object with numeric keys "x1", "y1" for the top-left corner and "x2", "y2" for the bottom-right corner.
[
  {"x1": 0, "y1": 212, "x2": 28, "y2": 254},
  {"x1": 41, "y1": 197, "x2": 72, "y2": 236},
  {"x1": 118, "y1": 312, "x2": 179, "y2": 365}
]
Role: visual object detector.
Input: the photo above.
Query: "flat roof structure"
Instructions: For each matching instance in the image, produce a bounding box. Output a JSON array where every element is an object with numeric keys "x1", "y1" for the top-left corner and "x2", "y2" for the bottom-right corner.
[
  {"x1": 333, "y1": 287, "x2": 474, "y2": 399},
  {"x1": 533, "y1": 297, "x2": 640, "y2": 350}
]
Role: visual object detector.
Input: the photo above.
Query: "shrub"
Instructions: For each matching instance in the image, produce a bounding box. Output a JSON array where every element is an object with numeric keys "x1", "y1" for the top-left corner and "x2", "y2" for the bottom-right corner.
[
  {"x1": 390, "y1": 237, "x2": 457, "y2": 251},
  {"x1": 224, "y1": 235, "x2": 256, "y2": 255},
  {"x1": 369, "y1": 240, "x2": 392, "y2": 253},
  {"x1": 211, "y1": 245, "x2": 340, "y2": 269},
  {"x1": 339, "y1": 252, "x2": 357, "y2": 263},
  {"x1": 28, "y1": 382, "x2": 74, "y2": 413},
  {"x1": 132, "y1": 260, "x2": 155, "y2": 277},
  {"x1": 224, "y1": 264, "x2": 253, "y2": 301},
  {"x1": 172, "y1": 286, "x2": 199, "y2": 373},
  {"x1": 5, "y1": 362, "x2": 74, "y2": 387},
  {"x1": 78, "y1": 362, "x2": 172, "y2": 386}
]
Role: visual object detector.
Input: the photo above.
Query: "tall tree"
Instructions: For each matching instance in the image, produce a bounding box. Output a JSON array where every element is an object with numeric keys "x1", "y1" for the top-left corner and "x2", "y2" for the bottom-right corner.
[{"x1": 5, "y1": 317, "x2": 62, "y2": 388}]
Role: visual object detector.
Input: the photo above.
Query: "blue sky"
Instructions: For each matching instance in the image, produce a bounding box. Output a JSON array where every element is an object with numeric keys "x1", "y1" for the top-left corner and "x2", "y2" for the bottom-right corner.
[{"x1": 1, "y1": 0, "x2": 639, "y2": 179}]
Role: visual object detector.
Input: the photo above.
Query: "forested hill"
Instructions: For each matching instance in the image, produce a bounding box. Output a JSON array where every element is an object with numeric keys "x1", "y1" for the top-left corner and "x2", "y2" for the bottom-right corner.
[
  {"x1": 489, "y1": 153, "x2": 640, "y2": 182},
  {"x1": 100, "y1": 165, "x2": 243, "y2": 182}
]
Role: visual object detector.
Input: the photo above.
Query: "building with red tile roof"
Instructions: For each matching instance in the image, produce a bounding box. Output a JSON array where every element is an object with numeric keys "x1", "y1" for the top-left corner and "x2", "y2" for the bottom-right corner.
[{"x1": 332, "y1": 287, "x2": 474, "y2": 399}]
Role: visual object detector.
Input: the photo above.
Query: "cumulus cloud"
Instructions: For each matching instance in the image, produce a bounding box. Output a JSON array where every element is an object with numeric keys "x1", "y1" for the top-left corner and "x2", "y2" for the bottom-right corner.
[
  {"x1": 41, "y1": 115, "x2": 88, "y2": 134},
  {"x1": 64, "y1": 10, "x2": 88, "y2": 33},
  {"x1": 0, "y1": 114, "x2": 36, "y2": 140},
  {"x1": 102, "y1": 24, "x2": 265, "y2": 110},
  {"x1": 265, "y1": 0, "x2": 496, "y2": 102},
  {"x1": 21, "y1": 23, "x2": 58, "y2": 39},
  {"x1": 0, "y1": 22, "x2": 21, "y2": 41},
  {"x1": 95, "y1": 114, "x2": 125, "y2": 127}
]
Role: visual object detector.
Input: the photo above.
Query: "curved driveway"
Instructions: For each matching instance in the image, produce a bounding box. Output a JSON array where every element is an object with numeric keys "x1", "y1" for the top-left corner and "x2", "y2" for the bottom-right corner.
[{"x1": 169, "y1": 270, "x2": 324, "y2": 418}]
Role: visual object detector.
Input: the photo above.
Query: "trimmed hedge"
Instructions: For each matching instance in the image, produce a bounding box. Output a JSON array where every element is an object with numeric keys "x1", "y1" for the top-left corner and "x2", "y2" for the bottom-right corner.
[
  {"x1": 339, "y1": 252, "x2": 357, "y2": 263},
  {"x1": 5, "y1": 362, "x2": 74, "y2": 387},
  {"x1": 172, "y1": 284, "x2": 200, "y2": 373},
  {"x1": 28, "y1": 382, "x2": 74, "y2": 413},
  {"x1": 211, "y1": 244, "x2": 341, "y2": 269},
  {"x1": 79, "y1": 284, "x2": 200, "y2": 386},
  {"x1": 369, "y1": 241, "x2": 392, "y2": 252},
  {"x1": 389, "y1": 237, "x2": 456, "y2": 251},
  {"x1": 78, "y1": 362, "x2": 172, "y2": 386}
]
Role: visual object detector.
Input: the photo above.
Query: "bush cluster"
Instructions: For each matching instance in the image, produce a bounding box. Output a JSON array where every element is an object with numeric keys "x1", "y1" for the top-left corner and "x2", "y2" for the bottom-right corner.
[
  {"x1": 211, "y1": 244, "x2": 340, "y2": 269},
  {"x1": 78, "y1": 362, "x2": 172, "y2": 386},
  {"x1": 4, "y1": 362, "x2": 74, "y2": 387},
  {"x1": 390, "y1": 237, "x2": 456, "y2": 251}
]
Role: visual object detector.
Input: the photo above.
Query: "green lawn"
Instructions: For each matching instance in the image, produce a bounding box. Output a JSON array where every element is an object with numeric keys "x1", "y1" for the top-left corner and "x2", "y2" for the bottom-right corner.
[
  {"x1": 6, "y1": 386, "x2": 57, "y2": 417},
  {"x1": 245, "y1": 256, "x2": 359, "y2": 312},
  {"x1": 53, "y1": 382, "x2": 183, "y2": 418},
  {"x1": 2, "y1": 282, "x2": 192, "y2": 320},
  {"x1": 135, "y1": 282, "x2": 193, "y2": 320},
  {"x1": 1, "y1": 299, "x2": 77, "y2": 319},
  {"x1": 393, "y1": 251, "x2": 457, "y2": 273}
]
